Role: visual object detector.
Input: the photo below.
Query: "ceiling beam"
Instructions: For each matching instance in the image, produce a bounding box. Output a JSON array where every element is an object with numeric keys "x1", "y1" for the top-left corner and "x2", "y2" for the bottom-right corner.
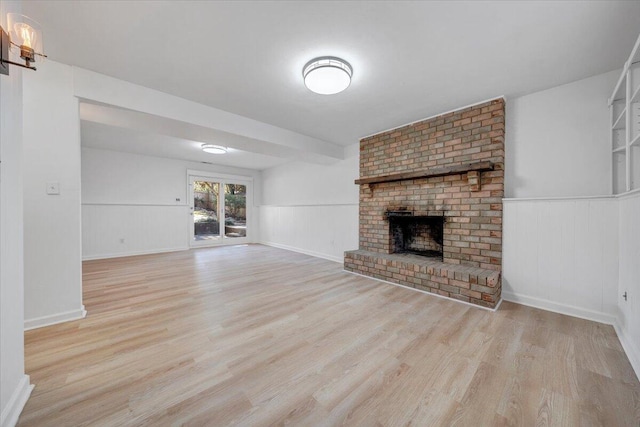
[
  {"x1": 73, "y1": 67, "x2": 345, "y2": 163},
  {"x1": 80, "y1": 103, "x2": 296, "y2": 159}
]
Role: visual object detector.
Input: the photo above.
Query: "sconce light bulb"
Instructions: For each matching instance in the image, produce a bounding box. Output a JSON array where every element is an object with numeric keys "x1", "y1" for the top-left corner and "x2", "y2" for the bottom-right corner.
[{"x1": 15, "y1": 22, "x2": 35, "y2": 49}]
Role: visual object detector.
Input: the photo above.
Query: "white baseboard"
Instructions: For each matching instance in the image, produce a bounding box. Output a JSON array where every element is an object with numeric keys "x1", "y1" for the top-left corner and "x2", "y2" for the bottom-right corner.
[
  {"x1": 502, "y1": 291, "x2": 617, "y2": 325},
  {"x1": 24, "y1": 305, "x2": 87, "y2": 331},
  {"x1": 344, "y1": 269, "x2": 501, "y2": 312},
  {"x1": 82, "y1": 246, "x2": 188, "y2": 261},
  {"x1": 0, "y1": 374, "x2": 33, "y2": 427},
  {"x1": 613, "y1": 321, "x2": 640, "y2": 381},
  {"x1": 260, "y1": 241, "x2": 343, "y2": 264}
]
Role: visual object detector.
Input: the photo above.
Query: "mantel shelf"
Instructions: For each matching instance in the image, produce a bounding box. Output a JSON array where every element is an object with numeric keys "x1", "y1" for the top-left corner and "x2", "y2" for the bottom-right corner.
[{"x1": 354, "y1": 161, "x2": 495, "y2": 185}]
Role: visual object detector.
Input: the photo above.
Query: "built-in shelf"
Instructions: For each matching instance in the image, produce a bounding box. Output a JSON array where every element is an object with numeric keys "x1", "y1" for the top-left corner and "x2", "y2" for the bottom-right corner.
[
  {"x1": 354, "y1": 161, "x2": 494, "y2": 185},
  {"x1": 610, "y1": 32, "x2": 640, "y2": 194},
  {"x1": 611, "y1": 76, "x2": 626, "y2": 104},
  {"x1": 612, "y1": 108, "x2": 627, "y2": 129},
  {"x1": 632, "y1": 84, "x2": 640, "y2": 104}
]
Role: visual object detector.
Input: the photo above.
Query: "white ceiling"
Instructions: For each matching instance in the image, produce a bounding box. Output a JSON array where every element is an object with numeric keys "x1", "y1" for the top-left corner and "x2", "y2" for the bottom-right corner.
[{"x1": 23, "y1": 1, "x2": 640, "y2": 165}]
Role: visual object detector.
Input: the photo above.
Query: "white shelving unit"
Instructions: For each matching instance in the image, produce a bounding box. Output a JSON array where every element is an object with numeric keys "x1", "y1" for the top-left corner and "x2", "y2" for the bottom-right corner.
[{"x1": 610, "y1": 33, "x2": 640, "y2": 194}]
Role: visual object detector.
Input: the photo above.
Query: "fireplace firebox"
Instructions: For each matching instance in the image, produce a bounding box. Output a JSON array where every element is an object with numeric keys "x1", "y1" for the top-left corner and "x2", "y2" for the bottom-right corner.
[{"x1": 387, "y1": 211, "x2": 444, "y2": 259}]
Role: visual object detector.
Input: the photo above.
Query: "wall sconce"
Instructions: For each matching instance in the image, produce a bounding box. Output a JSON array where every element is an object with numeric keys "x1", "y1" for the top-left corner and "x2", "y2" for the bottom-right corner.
[{"x1": 1, "y1": 13, "x2": 46, "y2": 75}]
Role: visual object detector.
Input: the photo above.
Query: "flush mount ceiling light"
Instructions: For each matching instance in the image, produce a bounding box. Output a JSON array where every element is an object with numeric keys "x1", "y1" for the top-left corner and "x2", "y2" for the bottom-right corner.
[
  {"x1": 201, "y1": 144, "x2": 227, "y2": 154},
  {"x1": 303, "y1": 56, "x2": 352, "y2": 95}
]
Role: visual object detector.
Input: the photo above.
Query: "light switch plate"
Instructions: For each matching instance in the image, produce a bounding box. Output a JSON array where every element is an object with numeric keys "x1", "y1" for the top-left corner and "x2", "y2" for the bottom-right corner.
[{"x1": 46, "y1": 182, "x2": 60, "y2": 195}]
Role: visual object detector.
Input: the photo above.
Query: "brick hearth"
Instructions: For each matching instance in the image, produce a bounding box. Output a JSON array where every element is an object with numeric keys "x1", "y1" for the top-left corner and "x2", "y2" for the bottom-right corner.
[{"x1": 345, "y1": 98, "x2": 504, "y2": 308}]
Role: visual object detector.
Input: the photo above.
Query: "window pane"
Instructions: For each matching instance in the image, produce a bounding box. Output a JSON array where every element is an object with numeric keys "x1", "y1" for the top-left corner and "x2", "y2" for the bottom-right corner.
[
  {"x1": 194, "y1": 181, "x2": 220, "y2": 241},
  {"x1": 224, "y1": 183, "x2": 247, "y2": 238}
]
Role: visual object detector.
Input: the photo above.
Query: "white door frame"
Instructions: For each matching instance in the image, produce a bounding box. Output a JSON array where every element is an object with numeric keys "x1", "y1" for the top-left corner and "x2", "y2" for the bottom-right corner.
[{"x1": 187, "y1": 170, "x2": 253, "y2": 248}]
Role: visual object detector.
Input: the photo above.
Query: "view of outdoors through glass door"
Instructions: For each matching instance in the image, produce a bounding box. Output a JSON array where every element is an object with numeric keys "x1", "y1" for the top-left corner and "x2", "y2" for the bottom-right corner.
[
  {"x1": 192, "y1": 178, "x2": 247, "y2": 243},
  {"x1": 223, "y1": 184, "x2": 247, "y2": 238}
]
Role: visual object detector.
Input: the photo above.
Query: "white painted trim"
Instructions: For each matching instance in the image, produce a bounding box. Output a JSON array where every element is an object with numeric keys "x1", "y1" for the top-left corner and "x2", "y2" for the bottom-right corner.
[
  {"x1": 82, "y1": 247, "x2": 189, "y2": 261},
  {"x1": 502, "y1": 195, "x2": 615, "y2": 202},
  {"x1": 260, "y1": 241, "x2": 343, "y2": 264},
  {"x1": 360, "y1": 95, "x2": 505, "y2": 139},
  {"x1": 617, "y1": 188, "x2": 640, "y2": 199},
  {"x1": 502, "y1": 188, "x2": 640, "y2": 202},
  {"x1": 344, "y1": 269, "x2": 501, "y2": 312},
  {"x1": 186, "y1": 169, "x2": 254, "y2": 183},
  {"x1": 0, "y1": 375, "x2": 33, "y2": 427},
  {"x1": 502, "y1": 291, "x2": 617, "y2": 325},
  {"x1": 190, "y1": 238, "x2": 253, "y2": 249},
  {"x1": 613, "y1": 321, "x2": 640, "y2": 381},
  {"x1": 82, "y1": 203, "x2": 189, "y2": 207},
  {"x1": 24, "y1": 305, "x2": 87, "y2": 331},
  {"x1": 259, "y1": 203, "x2": 358, "y2": 208}
]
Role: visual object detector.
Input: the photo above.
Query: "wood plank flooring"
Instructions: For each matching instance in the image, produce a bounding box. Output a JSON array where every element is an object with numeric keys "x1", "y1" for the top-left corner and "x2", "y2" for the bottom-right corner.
[{"x1": 18, "y1": 244, "x2": 640, "y2": 426}]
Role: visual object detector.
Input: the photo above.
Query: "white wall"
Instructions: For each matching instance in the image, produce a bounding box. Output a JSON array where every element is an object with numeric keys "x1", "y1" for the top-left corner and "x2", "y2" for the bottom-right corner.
[
  {"x1": 616, "y1": 190, "x2": 640, "y2": 377},
  {"x1": 0, "y1": 1, "x2": 33, "y2": 425},
  {"x1": 506, "y1": 70, "x2": 619, "y2": 198},
  {"x1": 503, "y1": 68, "x2": 640, "y2": 378},
  {"x1": 259, "y1": 143, "x2": 359, "y2": 262},
  {"x1": 81, "y1": 147, "x2": 261, "y2": 259},
  {"x1": 502, "y1": 193, "x2": 640, "y2": 379},
  {"x1": 22, "y1": 60, "x2": 84, "y2": 329},
  {"x1": 502, "y1": 197, "x2": 619, "y2": 324},
  {"x1": 21, "y1": 60, "x2": 268, "y2": 328},
  {"x1": 259, "y1": 69, "x2": 622, "y2": 266}
]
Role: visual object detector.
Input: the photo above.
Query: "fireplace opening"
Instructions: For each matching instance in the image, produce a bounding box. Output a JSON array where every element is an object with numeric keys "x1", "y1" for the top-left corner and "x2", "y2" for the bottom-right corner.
[{"x1": 387, "y1": 212, "x2": 444, "y2": 259}]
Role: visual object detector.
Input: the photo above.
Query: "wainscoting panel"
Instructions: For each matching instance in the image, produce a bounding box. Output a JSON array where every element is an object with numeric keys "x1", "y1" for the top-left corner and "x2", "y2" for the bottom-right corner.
[
  {"x1": 617, "y1": 191, "x2": 640, "y2": 378},
  {"x1": 82, "y1": 204, "x2": 189, "y2": 260},
  {"x1": 259, "y1": 204, "x2": 359, "y2": 263},
  {"x1": 502, "y1": 197, "x2": 619, "y2": 323}
]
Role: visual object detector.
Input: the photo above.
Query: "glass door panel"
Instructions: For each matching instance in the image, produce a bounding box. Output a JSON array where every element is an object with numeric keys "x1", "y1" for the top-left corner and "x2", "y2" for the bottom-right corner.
[
  {"x1": 224, "y1": 183, "x2": 247, "y2": 239},
  {"x1": 193, "y1": 180, "x2": 221, "y2": 242},
  {"x1": 189, "y1": 174, "x2": 251, "y2": 247}
]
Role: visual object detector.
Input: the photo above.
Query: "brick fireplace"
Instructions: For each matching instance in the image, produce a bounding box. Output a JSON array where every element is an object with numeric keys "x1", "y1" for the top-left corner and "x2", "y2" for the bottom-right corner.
[{"x1": 344, "y1": 98, "x2": 504, "y2": 308}]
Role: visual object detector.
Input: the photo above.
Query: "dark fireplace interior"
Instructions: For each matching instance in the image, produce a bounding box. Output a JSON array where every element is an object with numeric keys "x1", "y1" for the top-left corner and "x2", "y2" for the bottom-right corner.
[{"x1": 387, "y1": 211, "x2": 444, "y2": 259}]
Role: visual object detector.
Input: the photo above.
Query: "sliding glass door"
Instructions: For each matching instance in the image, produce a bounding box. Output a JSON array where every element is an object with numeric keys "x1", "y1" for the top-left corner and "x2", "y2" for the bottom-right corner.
[
  {"x1": 192, "y1": 179, "x2": 221, "y2": 242},
  {"x1": 189, "y1": 173, "x2": 251, "y2": 247},
  {"x1": 222, "y1": 183, "x2": 247, "y2": 239}
]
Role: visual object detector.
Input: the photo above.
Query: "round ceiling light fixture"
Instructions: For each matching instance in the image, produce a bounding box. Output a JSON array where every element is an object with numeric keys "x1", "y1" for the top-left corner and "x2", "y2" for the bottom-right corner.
[
  {"x1": 303, "y1": 56, "x2": 352, "y2": 95},
  {"x1": 201, "y1": 144, "x2": 227, "y2": 154}
]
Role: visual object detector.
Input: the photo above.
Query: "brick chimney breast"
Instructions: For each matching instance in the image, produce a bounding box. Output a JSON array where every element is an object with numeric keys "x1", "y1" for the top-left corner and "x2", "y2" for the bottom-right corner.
[{"x1": 345, "y1": 98, "x2": 504, "y2": 309}]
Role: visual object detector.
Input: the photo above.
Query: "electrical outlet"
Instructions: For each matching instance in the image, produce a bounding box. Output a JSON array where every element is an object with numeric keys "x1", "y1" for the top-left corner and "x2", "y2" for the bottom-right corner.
[{"x1": 46, "y1": 182, "x2": 60, "y2": 195}]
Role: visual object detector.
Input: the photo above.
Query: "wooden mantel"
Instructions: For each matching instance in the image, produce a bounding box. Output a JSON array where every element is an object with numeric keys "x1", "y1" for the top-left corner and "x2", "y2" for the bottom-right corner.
[{"x1": 354, "y1": 161, "x2": 495, "y2": 186}]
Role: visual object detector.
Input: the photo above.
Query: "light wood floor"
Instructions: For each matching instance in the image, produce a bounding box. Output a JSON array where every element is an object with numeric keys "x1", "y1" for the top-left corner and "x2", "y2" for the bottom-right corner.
[{"x1": 18, "y1": 245, "x2": 640, "y2": 426}]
